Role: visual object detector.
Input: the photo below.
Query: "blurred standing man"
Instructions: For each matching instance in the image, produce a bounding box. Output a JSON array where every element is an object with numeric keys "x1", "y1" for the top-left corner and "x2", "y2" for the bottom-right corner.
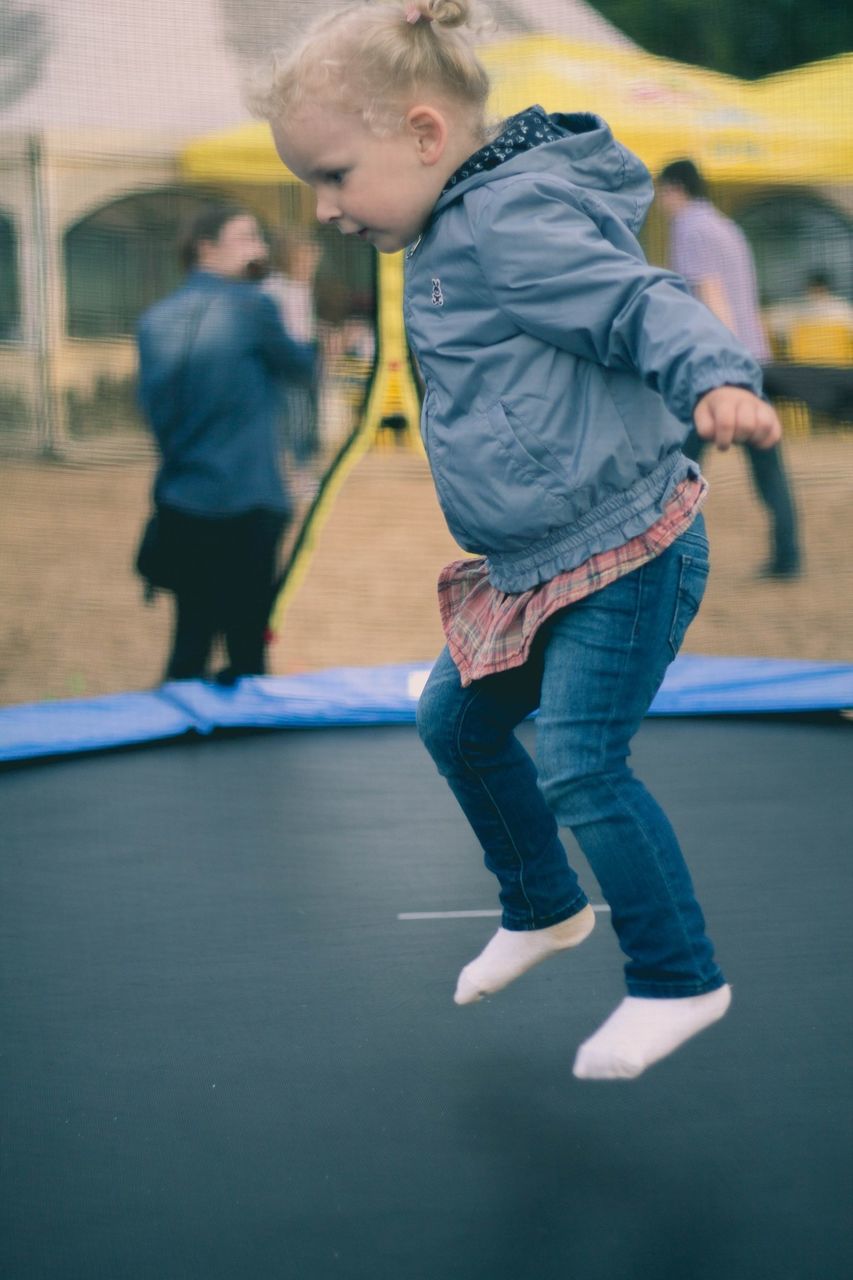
[
  {"x1": 137, "y1": 205, "x2": 316, "y2": 682},
  {"x1": 658, "y1": 160, "x2": 801, "y2": 579}
]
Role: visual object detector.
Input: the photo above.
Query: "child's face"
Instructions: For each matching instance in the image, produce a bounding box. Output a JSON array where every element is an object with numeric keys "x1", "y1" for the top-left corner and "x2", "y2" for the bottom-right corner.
[{"x1": 272, "y1": 104, "x2": 450, "y2": 254}]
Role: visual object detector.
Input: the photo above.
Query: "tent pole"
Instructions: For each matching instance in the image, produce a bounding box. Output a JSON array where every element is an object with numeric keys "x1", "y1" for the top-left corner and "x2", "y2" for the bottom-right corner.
[{"x1": 28, "y1": 134, "x2": 58, "y2": 457}]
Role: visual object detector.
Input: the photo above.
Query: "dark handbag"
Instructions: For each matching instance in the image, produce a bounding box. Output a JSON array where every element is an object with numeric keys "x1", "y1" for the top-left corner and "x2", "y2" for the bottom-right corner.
[{"x1": 134, "y1": 511, "x2": 177, "y2": 593}]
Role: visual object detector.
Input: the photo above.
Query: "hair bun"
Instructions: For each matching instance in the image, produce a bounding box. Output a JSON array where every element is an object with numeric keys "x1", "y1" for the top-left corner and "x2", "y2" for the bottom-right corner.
[{"x1": 424, "y1": 0, "x2": 470, "y2": 29}]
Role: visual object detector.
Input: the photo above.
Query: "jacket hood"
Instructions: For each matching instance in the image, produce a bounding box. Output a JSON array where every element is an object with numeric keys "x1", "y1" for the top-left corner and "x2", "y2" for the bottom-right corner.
[{"x1": 432, "y1": 107, "x2": 654, "y2": 236}]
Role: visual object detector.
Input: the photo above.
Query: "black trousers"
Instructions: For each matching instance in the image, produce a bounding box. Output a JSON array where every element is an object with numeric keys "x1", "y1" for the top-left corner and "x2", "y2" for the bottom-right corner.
[
  {"x1": 682, "y1": 429, "x2": 800, "y2": 572},
  {"x1": 158, "y1": 506, "x2": 288, "y2": 682}
]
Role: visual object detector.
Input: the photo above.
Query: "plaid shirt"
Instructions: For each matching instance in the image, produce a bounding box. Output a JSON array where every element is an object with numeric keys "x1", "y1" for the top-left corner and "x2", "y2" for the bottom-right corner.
[{"x1": 438, "y1": 476, "x2": 708, "y2": 686}]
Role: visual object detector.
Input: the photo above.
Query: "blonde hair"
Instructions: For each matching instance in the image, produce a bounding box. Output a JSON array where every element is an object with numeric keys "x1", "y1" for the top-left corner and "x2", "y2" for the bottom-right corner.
[{"x1": 249, "y1": 1, "x2": 493, "y2": 137}]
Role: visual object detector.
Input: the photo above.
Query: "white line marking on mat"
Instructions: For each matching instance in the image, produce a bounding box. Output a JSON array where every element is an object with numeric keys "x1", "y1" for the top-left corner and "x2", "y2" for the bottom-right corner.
[{"x1": 398, "y1": 905, "x2": 610, "y2": 920}]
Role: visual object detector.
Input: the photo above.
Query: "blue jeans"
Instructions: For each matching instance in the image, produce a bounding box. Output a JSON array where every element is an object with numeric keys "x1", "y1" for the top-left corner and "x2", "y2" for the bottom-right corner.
[{"x1": 417, "y1": 515, "x2": 725, "y2": 997}]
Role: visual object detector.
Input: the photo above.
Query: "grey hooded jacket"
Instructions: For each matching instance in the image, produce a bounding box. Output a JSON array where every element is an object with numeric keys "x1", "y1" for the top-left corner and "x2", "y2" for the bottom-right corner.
[{"x1": 403, "y1": 109, "x2": 764, "y2": 592}]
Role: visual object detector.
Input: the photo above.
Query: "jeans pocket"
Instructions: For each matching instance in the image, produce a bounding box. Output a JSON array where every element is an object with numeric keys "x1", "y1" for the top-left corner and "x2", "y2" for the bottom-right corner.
[{"x1": 668, "y1": 554, "x2": 709, "y2": 660}]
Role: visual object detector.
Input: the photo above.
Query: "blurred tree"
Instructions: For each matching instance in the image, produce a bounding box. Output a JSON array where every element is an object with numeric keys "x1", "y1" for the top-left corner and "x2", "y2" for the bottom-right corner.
[
  {"x1": 587, "y1": 0, "x2": 852, "y2": 77},
  {"x1": 0, "y1": 0, "x2": 52, "y2": 111}
]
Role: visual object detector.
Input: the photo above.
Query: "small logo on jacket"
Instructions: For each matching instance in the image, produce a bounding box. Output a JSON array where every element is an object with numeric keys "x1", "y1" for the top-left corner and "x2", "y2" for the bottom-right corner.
[{"x1": 431, "y1": 278, "x2": 444, "y2": 307}]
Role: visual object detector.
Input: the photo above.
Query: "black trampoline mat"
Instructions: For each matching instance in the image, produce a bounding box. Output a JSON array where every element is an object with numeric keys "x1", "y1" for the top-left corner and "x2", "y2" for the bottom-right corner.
[{"x1": 2, "y1": 717, "x2": 852, "y2": 1280}]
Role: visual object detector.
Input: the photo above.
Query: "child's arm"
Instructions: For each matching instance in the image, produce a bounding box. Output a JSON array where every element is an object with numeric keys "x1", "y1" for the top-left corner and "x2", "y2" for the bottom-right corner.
[
  {"x1": 471, "y1": 178, "x2": 771, "y2": 431},
  {"x1": 694, "y1": 385, "x2": 781, "y2": 451}
]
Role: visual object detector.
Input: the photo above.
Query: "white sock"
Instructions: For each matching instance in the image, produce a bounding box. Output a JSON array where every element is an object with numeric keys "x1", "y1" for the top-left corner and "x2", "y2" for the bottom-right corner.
[
  {"x1": 454, "y1": 904, "x2": 596, "y2": 1005},
  {"x1": 572, "y1": 984, "x2": 732, "y2": 1080}
]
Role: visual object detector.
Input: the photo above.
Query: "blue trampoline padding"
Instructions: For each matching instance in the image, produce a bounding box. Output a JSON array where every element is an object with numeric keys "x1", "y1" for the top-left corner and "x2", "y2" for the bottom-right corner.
[
  {"x1": 160, "y1": 666, "x2": 430, "y2": 730},
  {"x1": 648, "y1": 654, "x2": 853, "y2": 715},
  {"x1": 1, "y1": 655, "x2": 851, "y2": 762},
  {"x1": 0, "y1": 691, "x2": 195, "y2": 763}
]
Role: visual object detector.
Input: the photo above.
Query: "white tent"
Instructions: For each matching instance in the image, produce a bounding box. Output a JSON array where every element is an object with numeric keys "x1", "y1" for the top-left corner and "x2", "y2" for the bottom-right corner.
[
  {"x1": 2, "y1": 0, "x2": 243, "y2": 133},
  {"x1": 0, "y1": 0, "x2": 635, "y2": 453}
]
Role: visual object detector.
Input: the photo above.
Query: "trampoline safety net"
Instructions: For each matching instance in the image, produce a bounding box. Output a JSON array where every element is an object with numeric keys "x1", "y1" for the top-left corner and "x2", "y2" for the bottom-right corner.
[{"x1": 1, "y1": 0, "x2": 851, "y2": 720}]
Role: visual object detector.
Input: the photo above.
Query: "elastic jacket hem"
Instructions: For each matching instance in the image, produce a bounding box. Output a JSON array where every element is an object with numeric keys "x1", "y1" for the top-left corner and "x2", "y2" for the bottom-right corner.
[{"x1": 485, "y1": 451, "x2": 697, "y2": 592}]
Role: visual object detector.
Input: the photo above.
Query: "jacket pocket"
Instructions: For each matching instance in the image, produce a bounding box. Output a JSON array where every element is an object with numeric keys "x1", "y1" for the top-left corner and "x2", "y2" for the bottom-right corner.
[
  {"x1": 424, "y1": 397, "x2": 571, "y2": 550},
  {"x1": 485, "y1": 401, "x2": 569, "y2": 492}
]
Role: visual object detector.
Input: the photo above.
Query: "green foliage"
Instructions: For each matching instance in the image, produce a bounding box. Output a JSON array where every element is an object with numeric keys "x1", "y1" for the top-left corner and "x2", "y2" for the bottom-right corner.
[{"x1": 588, "y1": 0, "x2": 853, "y2": 78}]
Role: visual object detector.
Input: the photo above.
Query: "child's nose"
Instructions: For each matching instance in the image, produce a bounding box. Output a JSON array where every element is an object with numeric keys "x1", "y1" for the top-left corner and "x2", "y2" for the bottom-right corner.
[{"x1": 315, "y1": 192, "x2": 341, "y2": 225}]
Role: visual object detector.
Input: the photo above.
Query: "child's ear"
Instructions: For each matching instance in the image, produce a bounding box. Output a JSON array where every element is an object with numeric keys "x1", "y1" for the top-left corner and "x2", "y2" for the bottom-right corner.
[{"x1": 405, "y1": 106, "x2": 448, "y2": 165}]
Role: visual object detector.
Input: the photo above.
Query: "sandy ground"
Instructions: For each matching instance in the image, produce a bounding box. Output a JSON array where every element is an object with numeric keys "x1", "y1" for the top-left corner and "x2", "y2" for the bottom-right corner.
[{"x1": 1, "y1": 434, "x2": 851, "y2": 707}]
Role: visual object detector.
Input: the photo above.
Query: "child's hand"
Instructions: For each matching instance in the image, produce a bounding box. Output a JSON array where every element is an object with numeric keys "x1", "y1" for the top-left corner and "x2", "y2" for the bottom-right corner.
[{"x1": 693, "y1": 386, "x2": 782, "y2": 452}]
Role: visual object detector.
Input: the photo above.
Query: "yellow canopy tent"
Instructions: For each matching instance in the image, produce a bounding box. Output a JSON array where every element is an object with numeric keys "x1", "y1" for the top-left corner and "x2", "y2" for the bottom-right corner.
[
  {"x1": 479, "y1": 36, "x2": 845, "y2": 183},
  {"x1": 746, "y1": 52, "x2": 853, "y2": 140},
  {"x1": 183, "y1": 121, "x2": 300, "y2": 186}
]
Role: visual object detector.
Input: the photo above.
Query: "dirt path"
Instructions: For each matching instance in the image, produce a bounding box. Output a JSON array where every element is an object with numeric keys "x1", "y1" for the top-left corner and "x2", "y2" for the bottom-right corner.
[{"x1": 1, "y1": 435, "x2": 851, "y2": 706}]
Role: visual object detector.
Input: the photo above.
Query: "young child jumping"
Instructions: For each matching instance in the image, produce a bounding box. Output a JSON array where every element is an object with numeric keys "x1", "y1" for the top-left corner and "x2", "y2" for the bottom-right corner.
[{"x1": 254, "y1": 0, "x2": 782, "y2": 1079}]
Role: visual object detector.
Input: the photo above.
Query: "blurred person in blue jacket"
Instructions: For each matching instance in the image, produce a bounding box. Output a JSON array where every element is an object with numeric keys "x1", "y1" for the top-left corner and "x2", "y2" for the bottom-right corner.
[{"x1": 137, "y1": 204, "x2": 316, "y2": 683}]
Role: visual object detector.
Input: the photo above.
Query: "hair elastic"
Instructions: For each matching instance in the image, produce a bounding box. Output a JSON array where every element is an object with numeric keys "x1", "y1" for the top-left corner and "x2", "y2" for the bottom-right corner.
[{"x1": 405, "y1": 5, "x2": 433, "y2": 23}]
